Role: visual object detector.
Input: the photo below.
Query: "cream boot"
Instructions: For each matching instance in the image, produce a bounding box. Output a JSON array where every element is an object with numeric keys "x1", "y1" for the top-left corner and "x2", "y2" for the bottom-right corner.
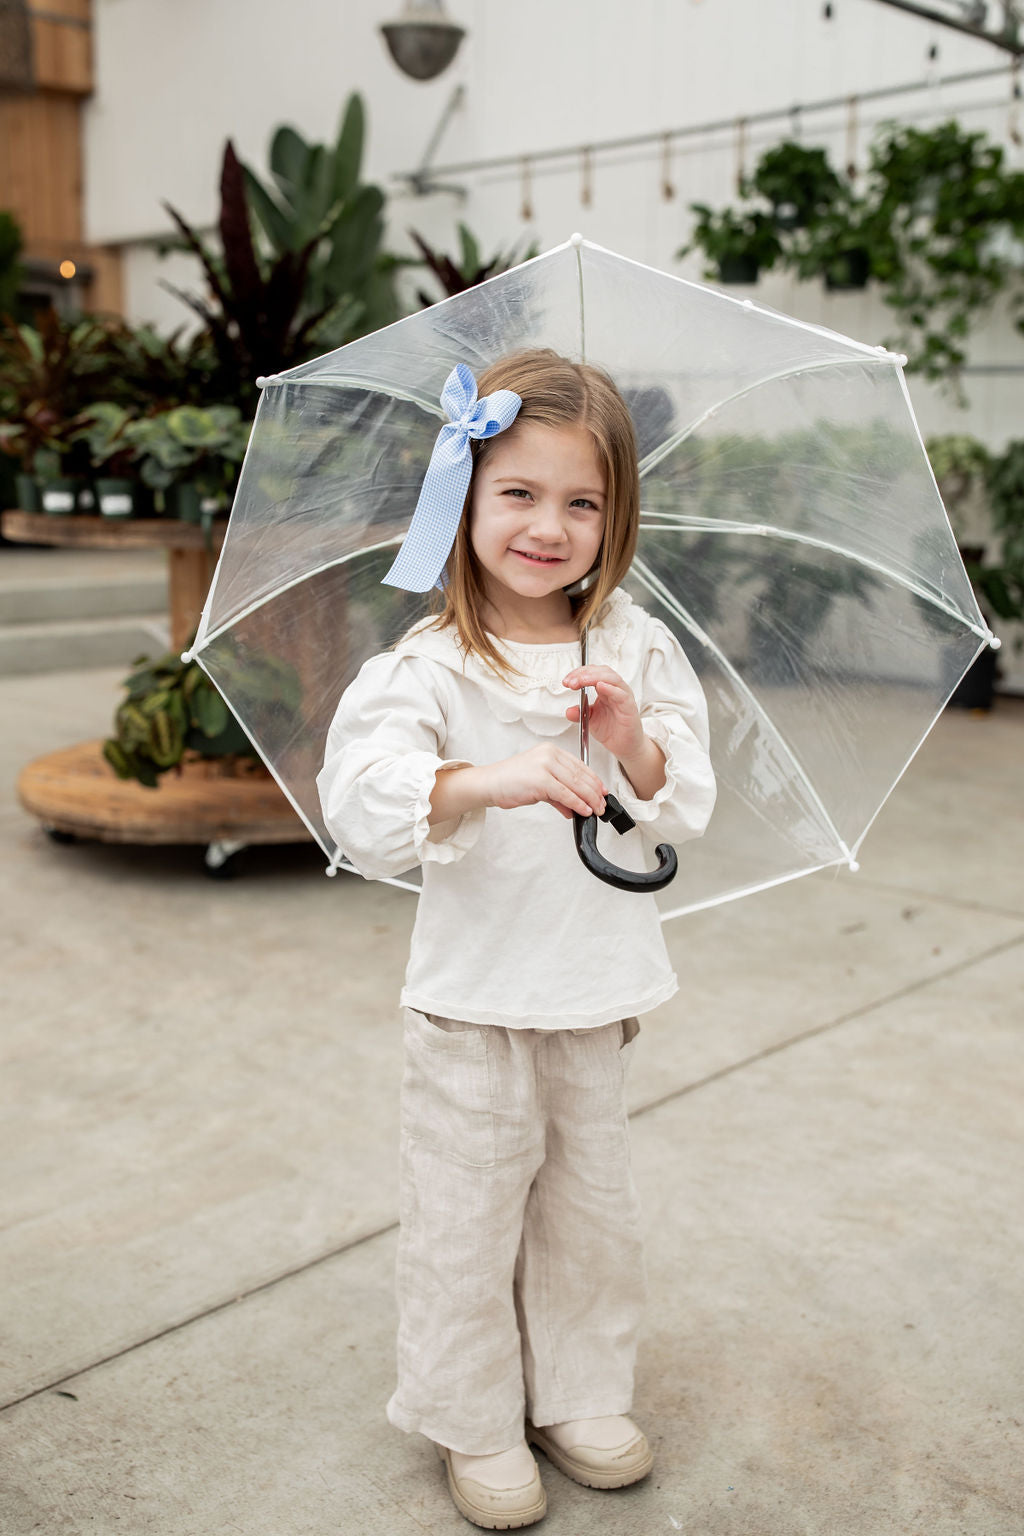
[
  {"x1": 526, "y1": 1414, "x2": 653, "y2": 1489},
  {"x1": 436, "y1": 1440, "x2": 546, "y2": 1529}
]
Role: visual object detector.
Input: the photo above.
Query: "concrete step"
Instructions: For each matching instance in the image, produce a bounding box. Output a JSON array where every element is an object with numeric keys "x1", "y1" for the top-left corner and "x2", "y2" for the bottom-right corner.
[
  {"x1": 0, "y1": 615, "x2": 171, "y2": 676},
  {"x1": 0, "y1": 548, "x2": 166, "y2": 626}
]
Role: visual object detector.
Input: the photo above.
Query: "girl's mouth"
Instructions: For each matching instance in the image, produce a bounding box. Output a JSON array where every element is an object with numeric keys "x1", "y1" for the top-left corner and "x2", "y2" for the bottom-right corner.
[{"x1": 511, "y1": 549, "x2": 566, "y2": 565}]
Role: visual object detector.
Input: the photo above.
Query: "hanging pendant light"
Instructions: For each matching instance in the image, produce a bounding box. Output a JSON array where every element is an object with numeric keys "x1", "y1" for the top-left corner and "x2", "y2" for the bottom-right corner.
[{"x1": 380, "y1": 0, "x2": 466, "y2": 81}]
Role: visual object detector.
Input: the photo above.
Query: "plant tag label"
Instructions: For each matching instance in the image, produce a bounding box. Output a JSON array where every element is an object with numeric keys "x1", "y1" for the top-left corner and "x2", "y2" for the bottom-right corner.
[
  {"x1": 43, "y1": 491, "x2": 74, "y2": 512},
  {"x1": 100, "y1": 494, "x2": 133, "y2": 515}
]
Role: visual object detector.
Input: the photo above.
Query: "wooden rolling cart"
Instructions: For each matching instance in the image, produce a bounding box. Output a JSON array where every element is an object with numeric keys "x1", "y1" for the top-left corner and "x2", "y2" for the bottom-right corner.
[{"x1": 4, "y1": 511, "x2": 307, "y2": 874}]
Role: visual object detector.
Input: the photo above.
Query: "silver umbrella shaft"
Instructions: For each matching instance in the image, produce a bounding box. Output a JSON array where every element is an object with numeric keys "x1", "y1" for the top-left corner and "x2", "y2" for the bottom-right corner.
[{"x1": 579, "y1": 624, "x2": 590, "y2": 767}]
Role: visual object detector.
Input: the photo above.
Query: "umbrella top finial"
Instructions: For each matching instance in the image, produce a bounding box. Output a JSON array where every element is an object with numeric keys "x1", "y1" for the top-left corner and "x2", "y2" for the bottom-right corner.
[{"x1": 570, "y1": 231, "x2": 584, "y2": 248}]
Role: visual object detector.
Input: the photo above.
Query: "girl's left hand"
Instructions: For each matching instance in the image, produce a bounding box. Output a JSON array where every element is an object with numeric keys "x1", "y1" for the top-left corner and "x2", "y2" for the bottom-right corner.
[{"x1": 563, "y1": 665, "x2": 645, "y2": 762}]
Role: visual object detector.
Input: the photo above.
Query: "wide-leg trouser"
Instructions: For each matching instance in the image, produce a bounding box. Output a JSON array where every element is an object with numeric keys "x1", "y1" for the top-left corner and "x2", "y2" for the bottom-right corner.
[{"x1": 385, "y1": 1008, "x2": 646, "y2": 1456}]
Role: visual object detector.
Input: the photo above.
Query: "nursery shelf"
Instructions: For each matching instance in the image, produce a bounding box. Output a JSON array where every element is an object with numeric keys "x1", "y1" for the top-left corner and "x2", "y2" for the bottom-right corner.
[
  {"x1": 17, "y1": 741, "x2": 307, "y2": 874},
  {"x1": 5, "y1": 513, "x2": 309, "y2": 873}
]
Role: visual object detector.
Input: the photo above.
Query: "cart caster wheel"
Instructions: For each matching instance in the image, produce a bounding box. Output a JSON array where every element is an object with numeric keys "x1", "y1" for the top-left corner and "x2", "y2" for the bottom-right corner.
[
  {"x1": 45, "y1": 827, "x2": 78, "y2": 845},
  {"x1": 204, "y1": 839, "x2": 245, "y2": 879}
]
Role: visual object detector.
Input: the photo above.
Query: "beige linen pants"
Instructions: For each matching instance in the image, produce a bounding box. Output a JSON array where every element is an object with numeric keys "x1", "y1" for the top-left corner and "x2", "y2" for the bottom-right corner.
[{"x1": 385, "y1": 1008, "x2": 646, "y2": 1456}]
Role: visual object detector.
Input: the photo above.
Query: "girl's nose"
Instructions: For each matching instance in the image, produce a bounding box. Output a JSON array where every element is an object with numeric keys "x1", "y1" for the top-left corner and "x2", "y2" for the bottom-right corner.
[{"x1": 527, "y1": 501, "x2": 568, "y2": 542}]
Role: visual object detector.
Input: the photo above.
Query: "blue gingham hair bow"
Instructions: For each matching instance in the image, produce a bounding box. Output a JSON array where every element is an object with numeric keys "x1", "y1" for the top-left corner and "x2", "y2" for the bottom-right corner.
[{"x1": 381, "y1": 364, "x2": 522, "y2": 592}]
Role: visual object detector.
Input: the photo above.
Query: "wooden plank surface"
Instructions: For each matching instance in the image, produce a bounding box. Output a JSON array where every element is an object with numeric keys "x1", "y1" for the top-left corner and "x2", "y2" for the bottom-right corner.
[
  {"x1": 30, "y1": 6, "x2": 93, "y2": 95},
  {"x1": 17, "y1": 740, "x2": 307, "y2": 846},
  {"x1": 2, "y1": 511, "x2": 226, "y2": 553},
  {"x1": 0, "y1": 93, "x2": 83, "y2": 242}
]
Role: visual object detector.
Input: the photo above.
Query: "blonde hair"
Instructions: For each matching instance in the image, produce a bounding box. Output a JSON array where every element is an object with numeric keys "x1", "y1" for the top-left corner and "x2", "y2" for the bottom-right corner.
[{"x1": 427, "y1": 348, "x2": 640, "y2": 673}]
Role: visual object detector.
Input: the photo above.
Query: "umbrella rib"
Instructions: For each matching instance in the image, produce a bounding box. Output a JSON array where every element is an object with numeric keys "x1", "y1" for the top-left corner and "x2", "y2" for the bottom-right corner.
[
  {"x1": 188, "y1": 648, "x2": 330, "y2": 854},
  {"x1": 637, "y1": 355, "x2": 894, "y2": 481},
  {"x1": 638, "y1": 514, "x2": 990, "y2": 638},
  {"x1": 261, "y1": 377, "x2": 443, "y2": 413},
  {"x1": 657, "y1": 858, "x2": 845, "y2": 922},
  {"x1": 846, "y1": 635, "x2": 988, "y2": 862},
  {"x1": 578, "y1": 237, "x2": 897, "y2": 363},
  {"x1": 629, "y1": 555, "x2": 855, "y2": 865},
  {"x1": 195, "y1": 535, "x2": 403, "y2": 650},
  {"x1": 189, "y1": 644, "x2": 426, "y2": 893}
]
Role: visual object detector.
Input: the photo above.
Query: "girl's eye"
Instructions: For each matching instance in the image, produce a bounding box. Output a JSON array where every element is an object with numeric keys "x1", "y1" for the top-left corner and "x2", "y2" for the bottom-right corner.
[
  {"x1": 570, "y1": 498, "x2": 598, "y2": 510},
  {"x1": 504, "y1": 488, "x2": 531, "y2": 499}
]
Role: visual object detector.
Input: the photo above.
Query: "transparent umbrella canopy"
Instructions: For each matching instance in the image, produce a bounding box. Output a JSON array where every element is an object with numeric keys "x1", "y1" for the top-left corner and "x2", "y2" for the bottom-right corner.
[{"x1": 188, "y1": 235, "x2": 997, "y2": 920}]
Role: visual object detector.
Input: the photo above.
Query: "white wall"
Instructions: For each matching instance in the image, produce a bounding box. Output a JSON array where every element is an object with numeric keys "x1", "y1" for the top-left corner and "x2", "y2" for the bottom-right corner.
[
  {"x1": 84, "y1": 0, "x2": 1024, "y2": 677},
  {"x1": 85, "y1": 0, "x2": 1024, "y2": 422}
]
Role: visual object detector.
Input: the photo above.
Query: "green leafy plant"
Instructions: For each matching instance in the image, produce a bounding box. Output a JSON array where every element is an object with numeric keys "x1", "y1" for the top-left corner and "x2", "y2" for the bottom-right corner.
[
  {"x1": 160, "y1": 97, "x2": 403, "y2": 410},
  {"x1": 409, "y1": 223, "x2": 540, "y2": 305},
  {"x1": 680, "y1": 121, "x2": 1024, "y2": 392},
  {"x1": 924, "y1": 433, "x2": 1024, "y2": 633},
  {"x1": 103, "y1": 649, "x2": 255, "y2": 787},
  {"x1": 982, "y1": 440, "x2": 1024, "y2": 626},
  {"x1": 0, "y1": 312, "x2": 112, "y2": 474},
  {"x1": 124, "y1": 404, "x2": 251, "y2": 504},
  {"x1": 104, "y1": 643, "x2": 303, "y2": 786},
  {"x1": 861, "y1": 120, "x2": 1024, "y2": 384},
  {"x1": 72, "y1": 401, "x2": 140, "y2": 479},
  {"x1": 101, "y1": 323, "x2": 225, "y2": 412},
  {"x1": 241, "y1": 94, "x2": 403, "y2": 346},
  {"x1": 746, "y1": 140, "x2": 844, "y2": 229},
  {"x1": 680, "y1": 205, "x2": 783, "y2": 283}
]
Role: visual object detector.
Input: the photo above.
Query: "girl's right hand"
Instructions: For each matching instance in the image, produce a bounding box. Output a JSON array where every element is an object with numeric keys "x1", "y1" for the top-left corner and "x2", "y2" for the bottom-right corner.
[{"x1": 485, "y1": 746, "x2": 607, "y2": 821}]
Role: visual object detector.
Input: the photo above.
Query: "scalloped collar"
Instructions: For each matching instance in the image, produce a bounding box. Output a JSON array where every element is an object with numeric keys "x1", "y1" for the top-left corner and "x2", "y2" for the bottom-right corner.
[{"x1": 395, "y1": 587, "x2": 636, "y2": 695}]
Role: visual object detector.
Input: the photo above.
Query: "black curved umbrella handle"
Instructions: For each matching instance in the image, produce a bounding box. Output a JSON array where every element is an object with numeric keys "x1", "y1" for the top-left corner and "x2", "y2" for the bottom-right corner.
[{"x1": 572, "y1": 794, "x2": 678, "y2": 893}]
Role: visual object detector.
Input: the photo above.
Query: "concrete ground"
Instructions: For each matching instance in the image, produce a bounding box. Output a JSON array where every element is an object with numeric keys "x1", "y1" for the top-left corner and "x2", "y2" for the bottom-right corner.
[{"x1": 1, "y1": 664, "x2": 1021, "y2": 1535}]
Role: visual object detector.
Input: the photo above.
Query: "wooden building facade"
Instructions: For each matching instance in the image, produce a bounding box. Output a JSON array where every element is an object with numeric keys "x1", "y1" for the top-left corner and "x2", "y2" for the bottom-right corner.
[{"x1": 0, "y1": 0, "x2": 122, "y2": 315}]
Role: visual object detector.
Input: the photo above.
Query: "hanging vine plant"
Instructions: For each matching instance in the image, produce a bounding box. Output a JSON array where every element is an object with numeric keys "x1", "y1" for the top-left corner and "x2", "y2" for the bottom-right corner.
[
  {"x1": 860, "y1": 120, "x2": 1024, "y2": 386},
  {"x1": 681, "y1": 120, "x2": 1024, "y2": 397}
]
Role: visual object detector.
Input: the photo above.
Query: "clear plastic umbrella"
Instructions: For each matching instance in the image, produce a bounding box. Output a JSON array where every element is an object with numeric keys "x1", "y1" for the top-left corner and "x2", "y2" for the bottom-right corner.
[{"x1": 187, "y1": 234, "x2": 998, "y2": 919}]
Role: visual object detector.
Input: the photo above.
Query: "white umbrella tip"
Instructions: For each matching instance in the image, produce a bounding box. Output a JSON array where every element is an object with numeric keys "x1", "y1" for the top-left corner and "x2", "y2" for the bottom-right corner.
[
  {"x1": 848, "y1": 858, "x2": 861, "y2": 873},
  {"x1": 570, "y1": 232, "x2": 584, "y2": 248},
  {"x1": 180, "y1": 649, "x2": 193, "y2": 663},
  {"x1": 989, "y1": 634, "x2": 1002, "y2": 650}
]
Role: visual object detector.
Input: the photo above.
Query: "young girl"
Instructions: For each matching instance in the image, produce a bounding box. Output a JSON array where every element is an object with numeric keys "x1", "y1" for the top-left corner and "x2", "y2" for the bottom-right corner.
[{"x1": 317, "y1": 349, "x2": 716, "y2": 1529}]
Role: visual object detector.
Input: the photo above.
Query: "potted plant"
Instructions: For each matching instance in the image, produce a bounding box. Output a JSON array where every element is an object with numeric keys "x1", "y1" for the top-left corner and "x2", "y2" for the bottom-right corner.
[
  {"x1": 981, "y1": 439, "x2": 1024, "y2": 633},
  {"x1": 925, "y1": 433, "x2": 1024, "y2": 708},
  {"x1": 0, "y1": 311, "x2": 110, "y2": 512},
  {"x1": 681, "y1": 205, "x2": 783, "y2": 284},
  {"x1": 72, "y1": 401, "x2": 154, "y2": 518},
  {"x1": 746, "y1": 140, "x2": 843, "y2": 231},
  {"x1": 126, "y1": 404, "x2": 250, "y2": 521},
  {"x1": 103, "y1": 643, "x2": 300, "y2": 787},
  {"x1": 864, "y1": 120, "x2": 1024, "y2": 387},
  {"x1": 158, "y1": 98, "x2": 403, "y2": 415}
]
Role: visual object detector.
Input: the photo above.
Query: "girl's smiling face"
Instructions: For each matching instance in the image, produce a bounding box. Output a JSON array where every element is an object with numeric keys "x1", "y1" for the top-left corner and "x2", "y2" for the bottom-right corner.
[{"x1": 468, "y1": 419, "x2": 607, "y2": 626}]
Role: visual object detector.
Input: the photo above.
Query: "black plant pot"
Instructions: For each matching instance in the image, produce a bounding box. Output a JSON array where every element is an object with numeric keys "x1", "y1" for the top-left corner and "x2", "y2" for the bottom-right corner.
[
  {"x1": 824, "y1": 248, "x2": 870, "y2": 292},
  {"x1": 15, "y1": 472, "x2": 41, "y2": 513},
  {"x1": 948, "y1": 645, "x2": 998, "y2": 711},
  {"x1": 717, "y1": 254, "x2": 760, "y2": 285},
  {"x1": 96, "y1": 477, "x2": 151, "y2": 518}
]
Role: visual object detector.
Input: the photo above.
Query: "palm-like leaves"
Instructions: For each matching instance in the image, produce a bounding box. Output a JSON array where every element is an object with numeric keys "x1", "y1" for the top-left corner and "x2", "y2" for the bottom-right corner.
[
  {"x1": 410, "y1": 223, "x2": 540, "y2": 306},
  {"x1": 159, "y1": 96, "x2": 400, "y2": 412}
]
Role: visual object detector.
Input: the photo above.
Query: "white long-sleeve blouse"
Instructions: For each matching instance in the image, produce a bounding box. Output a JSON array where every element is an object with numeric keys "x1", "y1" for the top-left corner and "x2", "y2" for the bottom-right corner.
[{"x1": 316, "y1": 588, "x2": 717, "y2": 1030}]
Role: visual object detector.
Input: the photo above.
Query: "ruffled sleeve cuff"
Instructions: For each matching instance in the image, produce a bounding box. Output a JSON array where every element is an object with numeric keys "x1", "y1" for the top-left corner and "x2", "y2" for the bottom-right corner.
[
  {"x1": 413, "y1": 755, "x2": 486, "y2": 864},
  {"x1": 614, "y1": 717, "x2": 717, "y2": 843}
]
